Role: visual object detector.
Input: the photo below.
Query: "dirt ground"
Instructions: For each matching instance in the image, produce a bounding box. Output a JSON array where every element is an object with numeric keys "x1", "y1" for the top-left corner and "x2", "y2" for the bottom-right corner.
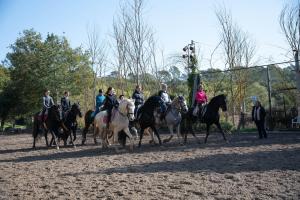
[{"x1": 0, "y1": 131, "x2": 299, "y2": 200}]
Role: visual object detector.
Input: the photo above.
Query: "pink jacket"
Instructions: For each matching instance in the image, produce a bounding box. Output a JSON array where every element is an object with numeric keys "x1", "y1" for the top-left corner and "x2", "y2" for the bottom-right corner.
[{"x1": 195, "y1": 90, "x2": 207, "y2": 104}]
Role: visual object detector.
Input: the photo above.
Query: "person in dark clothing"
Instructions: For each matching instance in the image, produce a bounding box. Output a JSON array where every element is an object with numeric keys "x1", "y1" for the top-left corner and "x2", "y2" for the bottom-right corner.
[
  {"x1": 132, "y1": 85, "x2": 144, "y2": 117},
  {"x1": 101, "y1": 87, "x2": 118, "y2": 128},
  {"x1": 252, "y1": 100, "x2": 267, "y2": 139},
  {"x1": 61, "y1": 91, "x2": 71, "y2": 119},
  {"x1": 41, "y1": 89, "x2": 54, "y2": 127}
]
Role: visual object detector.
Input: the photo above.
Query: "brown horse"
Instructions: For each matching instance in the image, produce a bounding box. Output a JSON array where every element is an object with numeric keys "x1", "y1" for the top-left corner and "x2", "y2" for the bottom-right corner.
[{"x1": 81, "y1": 110, "x2": 94, "y2": 145}]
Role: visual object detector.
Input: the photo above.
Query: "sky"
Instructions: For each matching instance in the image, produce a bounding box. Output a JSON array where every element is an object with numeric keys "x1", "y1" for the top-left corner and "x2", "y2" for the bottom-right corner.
[{"x1": 0, "y1": 0, "x2": 294, "y2": 72}]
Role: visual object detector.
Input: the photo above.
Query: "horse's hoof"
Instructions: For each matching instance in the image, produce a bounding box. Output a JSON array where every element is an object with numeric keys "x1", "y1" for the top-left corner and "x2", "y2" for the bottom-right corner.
[
  {"x1": 56, "y1": 146, "x2": 60, "y2": 150},
  {"x1": 73, "y1": 145, "x2": 76, "y2": 148},
  {"x1": 162, "y1": 139, "x2": 169, "y2": 143}
]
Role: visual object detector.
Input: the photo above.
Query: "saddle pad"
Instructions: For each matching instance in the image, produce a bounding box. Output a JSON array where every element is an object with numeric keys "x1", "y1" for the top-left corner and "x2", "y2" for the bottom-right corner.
[{"x1": 103, "y1": 116, "x2": 108, "y2": 123}]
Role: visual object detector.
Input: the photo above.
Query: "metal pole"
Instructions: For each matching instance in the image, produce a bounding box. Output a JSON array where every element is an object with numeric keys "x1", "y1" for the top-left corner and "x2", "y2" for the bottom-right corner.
[{"x1": 266, "y1": 65, "x2": 272, "y2": 129}]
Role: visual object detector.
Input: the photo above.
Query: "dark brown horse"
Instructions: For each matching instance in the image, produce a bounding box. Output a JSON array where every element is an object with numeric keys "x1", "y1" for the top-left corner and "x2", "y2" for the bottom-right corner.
[
  {"x1": 32, "y1": 105, "x2": 69, "y2": 149},
  {"x1": 81, "y1": 110, "x2": 94, "y2": 145},
  {"x1": 181, "y1": 94, "x2": 228, "y2": 144},
  {"x1": 63, "y1": 103, "x2": 82, "y2": 146}
]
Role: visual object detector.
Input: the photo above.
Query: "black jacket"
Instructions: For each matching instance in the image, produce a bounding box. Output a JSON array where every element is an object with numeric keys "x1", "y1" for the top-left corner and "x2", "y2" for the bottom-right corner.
[
  {"x1": 252, "y1": 106, "x2": 266, "y2": 121},
  {"x1": 102, "y1": 94, "x2": 118, "y2": 111},
  {"x1": 61, "y1": 96, "x2": 71, "y2": 112},
  {"x1": 132, "y1": 90, "x2": 144, "y2": 106}
]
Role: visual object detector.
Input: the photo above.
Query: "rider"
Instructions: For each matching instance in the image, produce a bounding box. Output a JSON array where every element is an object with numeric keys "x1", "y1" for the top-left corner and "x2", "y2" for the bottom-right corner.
[
  {"x1": 194, "y1": 83, "x2": 208, "y2": 118},
  {"x1": 101, "y1": 87, "x2": 118, "y2": 128},
  {"x1": 158, "y1": 83, "x2": 171, "y2": 120},
  {"x1": 60, "y1": 91, "x2": 71, "y2": 119},
  {"x1": 41, "y1": 89, "x2": 54, "y2": 126},
  {"x1": 132, "y1": 84, "x2": 144, "y2": 118},
  {"x1": 92, "y1": 89, "x2": 106, "y2": 118}
]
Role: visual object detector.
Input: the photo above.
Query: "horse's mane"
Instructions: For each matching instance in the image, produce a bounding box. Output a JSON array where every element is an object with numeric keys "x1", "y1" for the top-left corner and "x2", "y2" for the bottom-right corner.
[
  {"x1": 119, "y1": 98, "x2": 134, "y2": 114},
  {"x1": 143, "y1": 95, "x2": 161, "y2": 112}
]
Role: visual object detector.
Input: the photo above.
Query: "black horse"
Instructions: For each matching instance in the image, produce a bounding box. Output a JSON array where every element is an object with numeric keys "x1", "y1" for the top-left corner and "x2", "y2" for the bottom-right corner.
[
  {"x1": 63, "y1": 103, "x2": 82, "y2": 145},
  {"x1": 137, "y1": 95, "x2": 165, "y2": 148},
  {"x1": 181, "y1": 94, "x2": 227, "y2": 144},
  {"x1": 81, "y1": 109, "x2": 94, "y2": 145},
  {"x1": 32, "y1": 105, "x2": 68, "y2": 149}
]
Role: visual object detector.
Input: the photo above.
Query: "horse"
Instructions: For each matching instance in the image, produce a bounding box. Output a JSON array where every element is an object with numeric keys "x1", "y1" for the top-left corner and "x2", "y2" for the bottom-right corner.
[
  {"x1": 137, "y1": 95, "x2": 165, "y2": 148},
  {"x1": 81, "y1": 109, "x2": 94, "y2": 145},
  {"x1": 181, "y1": 94, "x2": 227, "y2": 144},
  {"x1": 151, "y1": 95, "x2": 188, "y2": 144},
  {"x1": 93, "y1": 98, "x2": 135, "y2": 151},
  {"x1": 32, "y1": 105, "x2": 68, "y2": 149},
  {"x1": 63, "y1": 103, "x2": 82, "y2": 146}
]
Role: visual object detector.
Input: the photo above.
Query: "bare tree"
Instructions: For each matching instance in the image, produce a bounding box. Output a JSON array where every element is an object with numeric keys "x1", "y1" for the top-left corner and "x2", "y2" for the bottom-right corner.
[
  {"x1": 280, "y1": 1, "x2": 300, "y2": 109},
  {"x1": 86, "y1": 25, "x2": 106, "y2": 107},
  {"x1": 215, "y1": 6, "x2": 256, "y2": 126},
  {"x1": 112, "y1": 0, "x2": 158, "y2": 88}
]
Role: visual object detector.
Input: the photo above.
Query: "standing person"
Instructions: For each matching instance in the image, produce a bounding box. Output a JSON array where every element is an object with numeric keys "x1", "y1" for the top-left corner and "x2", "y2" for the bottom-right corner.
[
  {"x1": 158, "y1": 83, "x2": 171, "y2": 120},
  {"x1": 194, "y1": 83, "x2": 208, "y2": 117},
  {"x1": 41, "y1": 89, "x2": 54, "y2": 126},
  {"x1": 61, "y1": 91, "x2": 71, "y2": 119},
  {"x1": 132, "y1": 85, "x2": 144, "y2": 117},
  {"x1": 92, "y1": 89, "x2": 105, "y2": 118},
  {"x1": 101, "y1": 87, "x2": 118, "y2": 128},
  {"x1": 252, "y1": 100, "x2": 267, "y2": 139}
]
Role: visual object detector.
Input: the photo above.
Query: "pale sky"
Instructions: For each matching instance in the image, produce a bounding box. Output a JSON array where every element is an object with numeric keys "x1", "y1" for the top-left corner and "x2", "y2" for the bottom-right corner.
[{"x1": 0, "y1": 0, "x2": 294, "y2": 72}]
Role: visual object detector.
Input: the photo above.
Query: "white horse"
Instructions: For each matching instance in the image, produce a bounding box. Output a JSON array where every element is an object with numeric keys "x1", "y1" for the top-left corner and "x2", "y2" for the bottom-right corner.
[
  {"x1": 94, "y1": 98, "x2": 135, "y2": 151},
  {"x1": 151, "y1": 95, "x2": 188, "y2": 144}
]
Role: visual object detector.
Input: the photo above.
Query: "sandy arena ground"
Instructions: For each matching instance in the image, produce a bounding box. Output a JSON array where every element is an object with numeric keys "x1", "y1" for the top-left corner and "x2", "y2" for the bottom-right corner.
[{"x1": 0, "y1": 131, "x2": 299, "y2": 200}]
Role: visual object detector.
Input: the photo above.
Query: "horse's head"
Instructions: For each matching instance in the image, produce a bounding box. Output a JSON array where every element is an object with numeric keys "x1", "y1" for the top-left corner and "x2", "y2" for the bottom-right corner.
[
  {"x1": 119, "y1": 98, "x2": 135, "y2": 121},
  {"x1": 71, "y1": 103, "x2": 82, "y2": 118},
  {"x1": 217, "y1": 94, "x2": 227, "y2": 112},
  {"x1": 48, "y1": 105, "x2": 61, "y2": 122},
  {"x1": 172, "y1": 95, "x2": 188, "y2": 113}
]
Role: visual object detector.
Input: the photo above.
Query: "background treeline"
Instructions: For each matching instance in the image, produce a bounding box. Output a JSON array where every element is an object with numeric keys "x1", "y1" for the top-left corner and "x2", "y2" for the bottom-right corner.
[{"x1": 0, "y1": 29, "x2": 297, "y2": 129}]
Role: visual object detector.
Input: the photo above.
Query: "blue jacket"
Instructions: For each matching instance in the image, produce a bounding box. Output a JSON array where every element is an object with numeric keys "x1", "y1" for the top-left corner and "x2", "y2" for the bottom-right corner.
[{"x1": 96, "y1": 94, "x2": 105, "y2": 110}]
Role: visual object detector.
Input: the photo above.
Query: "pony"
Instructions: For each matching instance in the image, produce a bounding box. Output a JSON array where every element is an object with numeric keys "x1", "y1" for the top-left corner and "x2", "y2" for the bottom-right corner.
[
  {"x1": 81, "y1": 109, "x2": 94, "y2": 145},
  {"x1": 150, "y1": 95, "x2": 188, "y2": 144},
  {"x1": 93, "y1": 98, "x2": 135, "y2": 151},
  {"x1": 181, "y1": 94, "x2": 228, "y2": 144},
  {"x1": 32, "y1": 105, "x2": 68, "y2": 149},
  {"x1": 137, "y1": 95, "x2": 165, "y2": 148},
  {"x1": 63, "y1": 103, "x2": 82, "y2": 146}
]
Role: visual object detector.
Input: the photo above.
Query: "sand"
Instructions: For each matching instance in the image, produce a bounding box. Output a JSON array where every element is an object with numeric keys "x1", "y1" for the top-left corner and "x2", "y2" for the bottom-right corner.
[{"x1": 0, "y1": 131, "x2": 299, "y2": 200}]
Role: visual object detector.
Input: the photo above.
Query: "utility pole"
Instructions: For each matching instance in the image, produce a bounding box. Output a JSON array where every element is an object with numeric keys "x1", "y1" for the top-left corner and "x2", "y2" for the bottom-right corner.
[
  {"x1": 183, "y1": 40, "x2": 199, "y2": 106},
  {"x1": 266, "y1": 65, "x2": 272, "y2": 130}
]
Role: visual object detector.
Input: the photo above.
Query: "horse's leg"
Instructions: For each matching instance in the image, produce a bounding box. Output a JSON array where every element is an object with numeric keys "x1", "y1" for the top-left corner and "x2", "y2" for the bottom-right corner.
[
  {"x1": 204, "y1": 124, "x2": 211, "y2": 144},
  {"x1": 44, "y1": 128, "x2": 49, "y2": 147},
  {"x1": 73, "y1": 125, "x2": 77, "y2": 142},
  {"x1": 152, "y1": 126, "x2": 162, "y2": 146},
  {"x1": 82, "y1": 123, "x2": 90, "y2": 145},
  {"x1": 94, "y1": 126, "x2": 99, "y2": 145},
  {"x1": 50, "y1": 130, "x2": 59, "y2": 150},
  {"x1": 122, "y1": 127, "x2": 134, "y2": 152},
  {"x1": 190, "y1": 122, "x2": 201, "y2": 144},
  {"x1": 138, "y1": 128, "x2": 145, "y2": 148},
  {"x1": 176, "y1": 124, "x2": 183, "y2": 145},
  {"x1": 163, "y1": 124, "x2": 174, "y2": 143},
  {"x1": 215, "y1": 121, "x2": 227, "y2": 142}
]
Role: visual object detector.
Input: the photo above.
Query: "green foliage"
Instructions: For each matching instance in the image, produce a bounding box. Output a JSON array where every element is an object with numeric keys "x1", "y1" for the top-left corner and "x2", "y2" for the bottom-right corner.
[{"x1": 2, "y1": 29, "x2": 93, "y2": 118}]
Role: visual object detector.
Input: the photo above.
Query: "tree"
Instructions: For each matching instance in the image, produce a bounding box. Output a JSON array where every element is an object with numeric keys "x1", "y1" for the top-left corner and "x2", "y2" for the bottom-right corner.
[
  {"x1": 279, "y1": 1, "x2": 300, "y2": 109},
  {"x1": 112, "y1": 0, "x2": 158, "y2": 86},
  {"x1": 0, "y1": 65, "x2": 10, "y2": 92},
  {"x1": 215, "y1": 6, "x2": 256, "y2": 125},
  {"x1": 4, "y1": 29, "x2": 93, "y2": 117}
]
